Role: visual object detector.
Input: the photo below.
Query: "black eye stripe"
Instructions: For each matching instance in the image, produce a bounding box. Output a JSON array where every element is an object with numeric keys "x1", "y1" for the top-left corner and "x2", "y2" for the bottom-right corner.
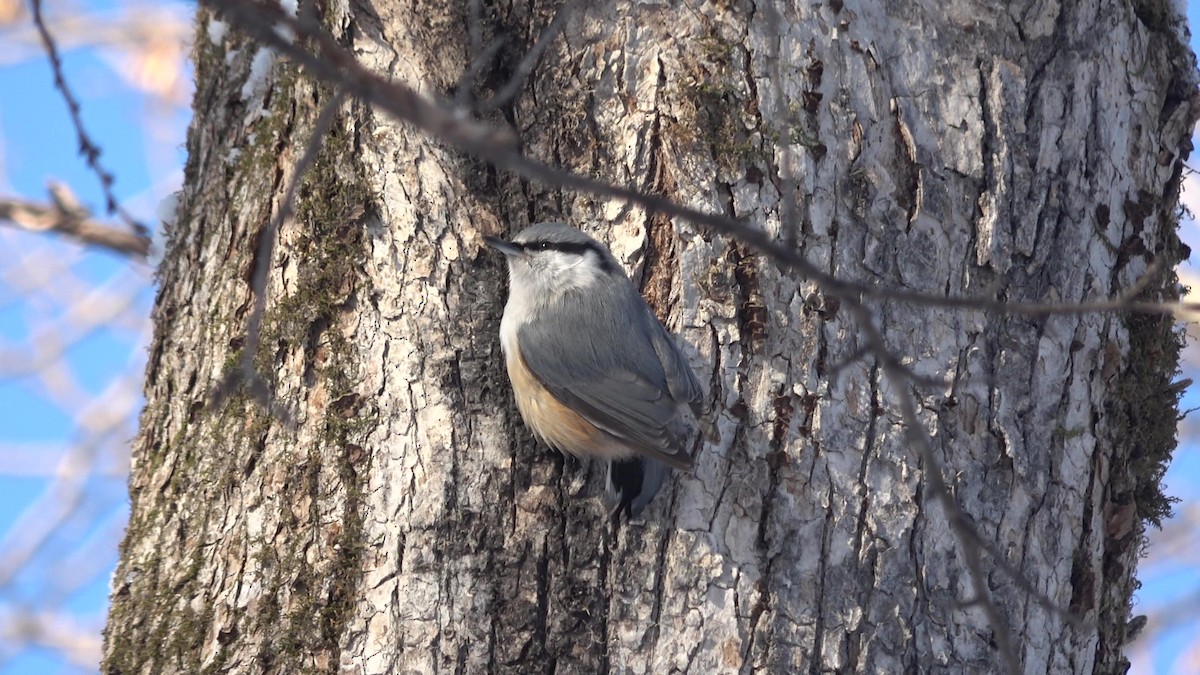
[
  {"x1": 515, "y1": 239, "x2": 618, "y2": 275},
  {"x1": 516, "y1": 241, "x2": 595, "y2": 256}
]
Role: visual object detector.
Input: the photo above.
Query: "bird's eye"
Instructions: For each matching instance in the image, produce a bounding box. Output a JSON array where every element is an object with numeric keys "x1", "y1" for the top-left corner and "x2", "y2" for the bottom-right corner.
[{"x1": 534, "y1": 242, "x2": 551, "y2": 251}]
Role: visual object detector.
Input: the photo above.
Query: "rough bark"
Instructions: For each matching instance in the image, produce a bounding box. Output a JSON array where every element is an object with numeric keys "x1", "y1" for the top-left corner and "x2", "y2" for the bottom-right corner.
[{"x1": 103, "y1": 1, "x2": 1198, "y2": 674}]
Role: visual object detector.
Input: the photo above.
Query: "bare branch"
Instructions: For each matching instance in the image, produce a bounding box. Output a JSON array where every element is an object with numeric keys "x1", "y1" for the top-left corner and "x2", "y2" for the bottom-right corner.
[
  {"x1": 0, "y1": 266, "x2": 148, "y2": 378},
  {"x1": 467, "y1": 0, "x2": 482, "y2": 56},
  {"x1": 210, "y1": 89, "x2": 349, "y2": 423},
  {"x1": 480, "y1": 0, "x2": 580, "y2": 112},
  {"x1": 452, "y1": 0, "x2": 505, "y2": 108},
  {"x1": 192, "y1": 5, "x2": 1180, "y2": 673},
  {"x1": 1135, "y1": 588, "x2": 1200, "y2": 642},
  {"x1": 453, "y1": 35, "x2": 507, "y2": 108},
  {"x1": 844, "y1": 300, "x2": 1019, "y2": 675},
  {"x1": 0, "y1": 609, "x2": 102, "y2": 667},
  {"x1": 850, "y1": 297, "x2": 1093, "y2": 672},
  {"x1": 30, "y1": 0, "x2": 148, "y2": 238},
  {"x1": 0, "y1": 190, "x2": 150, "y2": 259},
  {"x1": 757, "y1": 6, "x2": 1059, "y2": 665},
  {"x1": 202, "y1": 0, "x2": 1188, "y2": 322}
]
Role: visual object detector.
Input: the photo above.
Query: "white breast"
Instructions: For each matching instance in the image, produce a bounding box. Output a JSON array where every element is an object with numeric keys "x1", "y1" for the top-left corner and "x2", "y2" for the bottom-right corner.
[{"x1": 498, "y1": 292, "x2": 532, "y2": 363}]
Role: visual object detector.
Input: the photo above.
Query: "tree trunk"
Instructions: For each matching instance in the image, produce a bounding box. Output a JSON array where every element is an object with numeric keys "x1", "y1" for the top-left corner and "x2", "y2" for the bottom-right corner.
[{"x1": 103, "y1": 1, "x2": 1199, "y2": 673}]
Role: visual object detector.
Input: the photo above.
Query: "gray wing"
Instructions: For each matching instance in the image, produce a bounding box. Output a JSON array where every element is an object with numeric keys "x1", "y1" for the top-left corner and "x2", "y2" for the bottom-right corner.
[{"x1": 518, "y1": 282, "x2": 702, "y2": 469}]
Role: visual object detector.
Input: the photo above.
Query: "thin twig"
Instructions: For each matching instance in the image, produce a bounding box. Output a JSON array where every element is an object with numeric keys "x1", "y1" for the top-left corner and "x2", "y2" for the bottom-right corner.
[
  {"x1": 762, "y1": 2, "x2": 803, "y2": 252},
  {"x1": 454, "y1": 36, "x2": 507, "y2": 108},
  {"x1": 757, "y1": 2, "x2": 1038, "y2": 666},
  {"x1": 196, "y1": 6, "x2": 1164, "y2": 671},
  {"x1": 481, "y1": 0, "x2": 580, "y2": 112},
  {"x1": 201, "y1": 0, "x2": 1190, "y2": 323},
  {"x1": 853, "y1": 298, "x2": 1095, "y2": 668},
  {"x1": 29, "y1": 0, "x2": 148, "y2": 239},
  {"x1": 467, "y1": 0, "x2": 482, "y2": 57},
  {"x1": 452, "y1": 0, "x2": 501, "y2": 107},
  {"x1": 961, "y1": 509, "x2": 1092, "y2": 630},
  {"x1": 848, "y1": 301, "x2": 1022, "y2": 674},
  {"x1": 825, "y1": 344, "x2": 874, "y2": 389},
  {"x1": 210, "y1": 89, "x2": 349, "y2": 421}
]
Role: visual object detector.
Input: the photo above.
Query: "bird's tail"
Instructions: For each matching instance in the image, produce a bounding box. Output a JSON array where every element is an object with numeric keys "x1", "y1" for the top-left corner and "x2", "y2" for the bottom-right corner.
[{"x1": 605, "y1": 456, "x2": 668, "y2": 518}]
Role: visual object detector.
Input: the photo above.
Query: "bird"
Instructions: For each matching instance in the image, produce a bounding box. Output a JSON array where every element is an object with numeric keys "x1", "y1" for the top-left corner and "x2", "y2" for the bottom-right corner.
[{"x1": 484, "y1": 222, "x2": 708, "y2": 517}]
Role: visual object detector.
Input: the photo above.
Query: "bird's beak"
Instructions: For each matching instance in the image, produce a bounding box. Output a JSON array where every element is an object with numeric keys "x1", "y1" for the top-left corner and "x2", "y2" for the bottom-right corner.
[{"x1": 484, "y1": 235, "x2": 523, "y2": 257}]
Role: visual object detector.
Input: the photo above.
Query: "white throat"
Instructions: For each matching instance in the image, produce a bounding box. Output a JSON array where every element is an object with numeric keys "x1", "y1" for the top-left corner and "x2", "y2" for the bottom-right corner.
[{"x1": 498, "y1": 253, "x2": 606, "y2": 358}]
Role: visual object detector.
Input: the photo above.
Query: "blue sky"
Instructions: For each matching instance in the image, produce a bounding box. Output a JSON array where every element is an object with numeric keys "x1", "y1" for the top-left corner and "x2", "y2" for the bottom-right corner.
[
  {"x1": 0, "y1": 2, "x2": 186, "y2": 671},
  {"x1": 1, "y1": 1, "x2": 1198, "y2": 673}
]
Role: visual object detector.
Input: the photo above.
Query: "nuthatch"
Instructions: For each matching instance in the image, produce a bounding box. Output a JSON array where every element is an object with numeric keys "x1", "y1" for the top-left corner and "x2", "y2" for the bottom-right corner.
[{"x1": 485, "y1": 222, "x2": 706, "y2": 517}]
